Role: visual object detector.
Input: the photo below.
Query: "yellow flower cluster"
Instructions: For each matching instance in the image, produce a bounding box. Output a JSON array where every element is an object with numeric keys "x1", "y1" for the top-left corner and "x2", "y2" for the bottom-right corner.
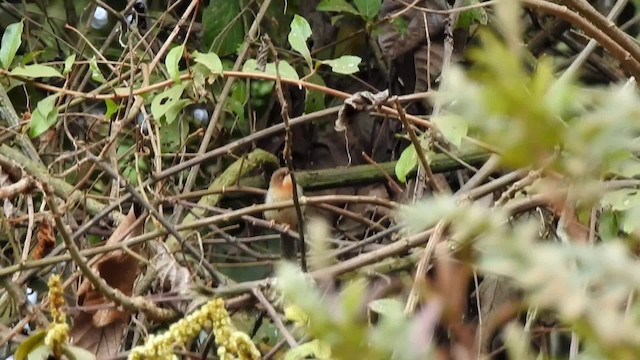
[
  {"x1": 212, "y1": 297, "x2": 261, "y2": 360},
  {"x1": 45, "y1": 275, "x2": 68, "y2": 358},
  {"x1": 47, "y1": 274, "x2": 66, "y2": 323},
  {"x1": 129, "y1": 298, "x2": 261, "y2": 360}
]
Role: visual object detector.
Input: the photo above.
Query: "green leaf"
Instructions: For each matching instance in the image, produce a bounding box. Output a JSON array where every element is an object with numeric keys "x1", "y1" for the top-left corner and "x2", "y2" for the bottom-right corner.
[
  {"x1": 243, "y1": 59, "x2": 300, "y2": 81},
  {"x1": 341, "y1": 278, "x2": 368, "y2": 319},
  {"x1": 432, "y1": 115, "x2": 468, "y2": 148},
  {"x1": 321, "y1": 55, "x2": 361, "y2": 74},
  {"x1": 457, "y1": 0, "x2": 488, "y2": 29},
  {"x1": 193, "y1": 51, "x2": 223, "y2": 75},
  {"x1": 284, "y1": 304, "x2": 309, "y2": 326},
  {"x1": 368, "y1": 298, "x2": 405, "y2": 317},
  {"x1": 165, "y1": 99, "x2": 191, "y2": 125},
  {"x1": 601, "y1": 189, "x2": 640, "y2": 211},
  {"x1": 89, "y1": 56, "x2": 106, "y2": 83},
  {"x1": 284, "y1": 340, "x2": 332, "y2": 360},
  {"x1": 353, "y1": 0, "x2": 382, "y2": 20},
  {"x1": 598, "y1": 210, "x2": 619, "y2": 241},
  {"x1": 11, "y1": 64, "x2": 63, "y2": 78},
  {"x1": 104, "y1": 99, "x2": 119, "y2": 119},
  {"x1": 610, "y1": 158, "x2": 640, "y2": 178},
  {"x1": 14, "y1": 330, "x2": 46, "y2": 360},
  {"x1": 622, "y1": 205, "x2": 640, "y2": 234},
  {"x1": 202, "y1": 0, "x2": 244, "y2": 57},
  {"x1": 288, "y1": 15, "x2": 313, "y2": 68},
  {"x1": 26, "y1": 344, "x2": 53, "y2": 360},
  {"x1": 227, "y1": 81, "x2": 248, "y2": 133},
  {"x1": 269, "y1": 61, "x2": 300, "y2": 81},
  {"x1": 63, "y1": 53, "x2": 76, "y2": 75},
  {"x1": 395, "y1": 144, "x2": 418, "y2": 183},
  {"x1": 317, "y1": 0, "x2": 359, "y2": 15},
  {"x1": 63, "y1": 344, "x2": 97, "y2": 360},
  {"x1": 390, "y1": 17, "x2": 409, "y2": 36},
  {"x1": 29, "y1": 93, "x2": 59, "y2": 138},
  {"x1": 166, "y1": 44, "x2": 184, "y2": 83},
  {"x1": 123, "y1": 165, "x2": 137, "y2": 185},
  {"x1": 0, "y1": 21, "x2": 23, "y2": 69},
  {"x1": 151, "y1": 84, "x2": 186, "y2": 123},
  {"x1": 160, "y1": 112, "x2": 188, "y2": 152},
  {"x1": 241, "y1": 59, "x2": 259, "y2": 72},
  {"x1": 305, "y1": 72, "x2": 326, "y2": 113}
]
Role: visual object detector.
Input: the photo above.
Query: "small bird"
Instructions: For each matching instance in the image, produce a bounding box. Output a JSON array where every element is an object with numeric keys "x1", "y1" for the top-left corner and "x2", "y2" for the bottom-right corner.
[{"x1": 264, "y1": 167, "x2": 304, "y2": 259}]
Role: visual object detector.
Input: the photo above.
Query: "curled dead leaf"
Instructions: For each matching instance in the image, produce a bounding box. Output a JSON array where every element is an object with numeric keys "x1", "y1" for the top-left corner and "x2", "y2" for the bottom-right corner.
[
  {"x1": 32, "y1": 219, "x2": 55, "y2": 260},
  {"x1": 335, "y1": 90, "x2": 390, "y2": 132},
  {"x1": 71, "y1": 206, "x2": 143, "y2": 359}
]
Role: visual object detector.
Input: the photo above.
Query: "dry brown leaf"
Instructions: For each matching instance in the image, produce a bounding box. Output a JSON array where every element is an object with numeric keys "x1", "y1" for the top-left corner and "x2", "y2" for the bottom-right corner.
[
  {"x1": 32, "y1": 219, "x2": 55, "y2": 260},
  {"x1": 149, "y1": 243, "x2": 192, "y2": 313},
  {"x1": 71, "y1": 206, "x2": 142, "y2": 358},
  {"x1": 70, "y1": 312, "x2": 126, "y2": 360},
  {"x1": 335, "y1": 90, "x2": 389, "y2": 133}
]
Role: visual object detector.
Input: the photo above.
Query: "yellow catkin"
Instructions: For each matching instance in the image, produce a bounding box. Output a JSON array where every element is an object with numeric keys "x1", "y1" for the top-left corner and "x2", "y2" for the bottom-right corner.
[
  {"x1": 128, "y1": 298, "x2": 261, "y2": 360},
  {"x1": 44, "y1": 275, "x2": 68, "y2": 359}
]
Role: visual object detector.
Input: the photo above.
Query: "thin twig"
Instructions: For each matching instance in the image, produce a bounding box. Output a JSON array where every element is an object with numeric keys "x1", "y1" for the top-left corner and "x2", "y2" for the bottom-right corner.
[
  {"x1": 393, "y1": 97, "x2": 443, "y2": 192},
  {"x1": 265, "y1": 34, "x2": 308, "y2": 271},
  {"x1": 252, "y1": 288, "x2": 298, "y2": 348}
]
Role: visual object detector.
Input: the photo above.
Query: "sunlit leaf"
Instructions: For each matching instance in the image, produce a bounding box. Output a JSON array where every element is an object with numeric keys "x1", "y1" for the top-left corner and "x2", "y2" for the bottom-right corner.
[
  {"x1": 284, "y1": 304, "x2": 309, "y2": 327},
  {"x1": 166, "y1": 44, "x2": 184, "y2": 83},
  {"x1": 11, "y1": 64, "x2": 63, "y2": 78},
  {"x1": 14, "y1": 330, "x2": 45, "y2": 360},
  {"x1": 601, "y1": 189, "x2": 640, "y2": 211},
  {"x1": 63, "y1": 344, "x2": 97, "y2": 360},
  {"x1": 622, "y1": 205, "x2": 640, "y2": 234},
  {"x1": 89, "y1": 56, "x2": 106, "y2": 83},
  {"x1": 395, "y1": 144, "x2": 418, "y2": 183},
  {"x1": 26, "y1": 344, "x2": 52, "y2": 360},
  {"x1": 284, "y1": 340, "x2": 332, "y2": 360},
  {"x1": 0, "y1": 21, "x2": 23, "y2": 69},
  {"x1": 151, "y1": 84, "x2": 186, "y2": 123},
  {"x1": 104, "y1": 99, "x2": 119, "y2": 120},
  {"x1": 288, "y1": 15, "x2": 313, "y2": 68},
  {"x1": 321, "y1": 56, "x2": 361, "y2": 74},
  {"x1": 432, "y1": 114, "x2": 468, "y2": 148},
  {"x1": 192, "y1": 51, "x2": 223, "y2": 76},
  {"x1": 610, "y1": 158, "x2": 640, "y2": 178},
  {"x1": 243, "y1": 59, "x2": 300, "y2": 81},
  {"x1": 368, "y1": 298, "x2": 405, "y2": 318},
  {"x1": 63, "y1": 53, "x2": 76, "y2": 75},
  {"x1": 29, "y1": 93, "x2": 59, "y2": 138}
]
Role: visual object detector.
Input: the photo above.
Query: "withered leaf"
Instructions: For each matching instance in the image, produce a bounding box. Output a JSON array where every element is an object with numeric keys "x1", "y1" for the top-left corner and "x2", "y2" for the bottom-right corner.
[{"x1": 71, "y1": 206, "x2": 143, "y2": 359}]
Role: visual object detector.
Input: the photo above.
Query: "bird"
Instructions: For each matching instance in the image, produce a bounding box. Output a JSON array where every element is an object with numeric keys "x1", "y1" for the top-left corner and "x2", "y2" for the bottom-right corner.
[{"x1": 264, "y1": 167, "x2": 304, "y2": 259}]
